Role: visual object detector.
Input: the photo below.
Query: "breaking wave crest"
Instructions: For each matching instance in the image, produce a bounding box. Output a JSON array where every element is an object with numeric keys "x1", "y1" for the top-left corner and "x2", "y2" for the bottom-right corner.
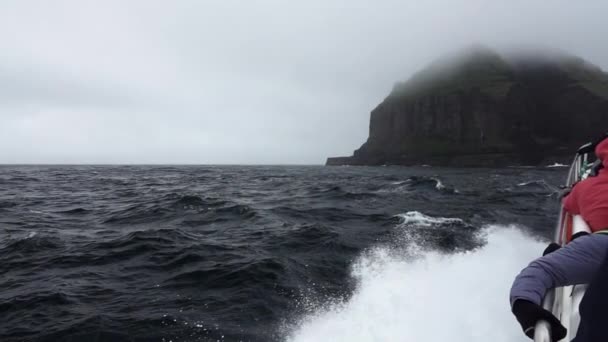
[
  {"x1": 395, "y1": 211, "x2": 464, "y2": 227},
  {"x1": 384, "y1": 176, "x2": 457, "y2": 194}
]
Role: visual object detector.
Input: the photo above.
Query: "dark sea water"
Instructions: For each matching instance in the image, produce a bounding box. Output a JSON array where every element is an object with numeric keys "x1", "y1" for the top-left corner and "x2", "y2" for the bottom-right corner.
[{"x1": 0, "y1": 165, "x2": 568, "y2": 342}]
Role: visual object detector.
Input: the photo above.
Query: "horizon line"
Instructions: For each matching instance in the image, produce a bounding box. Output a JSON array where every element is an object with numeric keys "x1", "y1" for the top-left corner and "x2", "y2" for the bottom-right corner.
[{"x1": 0, "y1": 163, "x2": 326, "y2": 166}]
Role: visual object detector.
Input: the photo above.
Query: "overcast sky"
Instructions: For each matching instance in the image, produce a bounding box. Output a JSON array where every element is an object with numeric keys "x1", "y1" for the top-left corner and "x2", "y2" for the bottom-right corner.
[{"x1": 1, "y1": 1, "x2": 607, "y2": 164}]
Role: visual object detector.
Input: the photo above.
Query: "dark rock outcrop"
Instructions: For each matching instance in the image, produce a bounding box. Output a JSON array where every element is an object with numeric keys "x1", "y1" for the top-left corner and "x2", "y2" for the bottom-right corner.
[{"x1": 327, "y1": 47, "x2": 608, "y2": 167}]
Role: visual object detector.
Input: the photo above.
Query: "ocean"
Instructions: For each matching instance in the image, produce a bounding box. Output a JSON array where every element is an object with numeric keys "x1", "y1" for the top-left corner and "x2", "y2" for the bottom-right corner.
[{"x1": 0, "y1": 165, "x2": 567, "y2": 342}]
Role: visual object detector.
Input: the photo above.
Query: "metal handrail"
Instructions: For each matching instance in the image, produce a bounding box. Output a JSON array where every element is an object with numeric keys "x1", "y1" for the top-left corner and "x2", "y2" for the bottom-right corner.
[
  {"x1": 535, "y1": 151, "x2": 593, "y2": 342},
  {"x1": 534, "y1": 289, "x2": 555, "y2": 342}
]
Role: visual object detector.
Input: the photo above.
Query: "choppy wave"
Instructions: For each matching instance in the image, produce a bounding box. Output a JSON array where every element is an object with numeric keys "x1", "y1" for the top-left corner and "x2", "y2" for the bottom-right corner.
[
  {"x1": 102, "y1": 194, "x2": 256, "y2": 225},
  {"x1": 0, "y1": 201, "x2": 17, "y2": 209},
  {"x1": 2, "y1": 232, "x2": 62, "y2": 254},
  {"x1": 57, "y1": 207, "x2": 90, "y2": 215},
  {"x1": 516, "y1": 179, "x2": 556, "y2": 190},
  {"x1": 0, "y1": 165, "x2": 565, "y2": 341},
  {"x1": 383, "y1": 176, "x2": 457, "y2": 194}
]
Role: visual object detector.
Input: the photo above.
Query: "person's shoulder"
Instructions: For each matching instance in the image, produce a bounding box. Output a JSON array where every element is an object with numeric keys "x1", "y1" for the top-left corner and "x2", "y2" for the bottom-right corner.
[
  {"x1": 569, "y1": 233, "x2": 608, "y2": 248},
  {"x1": 574, "y1": 176, "x2": 599, "y2": 190},
  {"x1": 595, "y1": 172, "x2": 608, "y2": 183}
]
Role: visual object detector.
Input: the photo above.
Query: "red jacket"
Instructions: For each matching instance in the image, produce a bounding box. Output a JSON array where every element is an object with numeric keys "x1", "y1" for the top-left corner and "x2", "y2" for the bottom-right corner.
[{"x1": 563, "y1": 138, "x2": 608, "y2": 232}]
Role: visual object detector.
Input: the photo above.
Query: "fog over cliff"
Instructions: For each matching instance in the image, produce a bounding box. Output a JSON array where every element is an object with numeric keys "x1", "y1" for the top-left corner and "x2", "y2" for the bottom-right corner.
[
  {"x1": 1, "y1": 1, "x2": 608, "y2": 164},
  {"x1": 328, "y1": 47, "x2": 608, "y2": 166}
]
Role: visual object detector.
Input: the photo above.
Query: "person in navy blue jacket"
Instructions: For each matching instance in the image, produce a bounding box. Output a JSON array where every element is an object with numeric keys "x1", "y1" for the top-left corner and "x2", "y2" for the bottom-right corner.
[
  {"x1": 510, "y1": 138, "x2": 608, "y2": 342},
  {"x1": 510, "y1": 233, "x2": 608, "y2": 341}
]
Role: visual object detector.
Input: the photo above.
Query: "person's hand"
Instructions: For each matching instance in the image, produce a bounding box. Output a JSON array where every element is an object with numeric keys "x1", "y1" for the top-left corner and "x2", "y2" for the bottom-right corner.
[
  {"x1": 559, "y1": 185, "x2": 572, "y2": 199},
  {"x1": 512, "y1": 299, "x2": 567, "y2": 341},
  {"x1": 559, "y1": 181, "x2": 580, "y2": 198},
  {"x1": 543, "y1": 242, "x2": 561, "y2": 256}
]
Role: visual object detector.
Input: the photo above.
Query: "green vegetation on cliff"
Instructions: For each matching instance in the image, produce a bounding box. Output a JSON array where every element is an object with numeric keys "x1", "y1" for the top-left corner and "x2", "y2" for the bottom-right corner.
[{"x1": 391, "y1": 47, "x2": 515, "y2": 100}]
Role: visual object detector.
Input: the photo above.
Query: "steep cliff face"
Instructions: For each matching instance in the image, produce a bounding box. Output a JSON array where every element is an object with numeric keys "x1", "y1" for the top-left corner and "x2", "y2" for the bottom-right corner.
[{"x1": 327, "y1": 48, "x2": 608, "y2": 166}]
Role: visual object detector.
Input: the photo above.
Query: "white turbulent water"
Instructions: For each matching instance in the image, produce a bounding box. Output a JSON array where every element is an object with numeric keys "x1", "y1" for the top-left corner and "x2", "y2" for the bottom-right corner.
[{"x1": 287, "y1": 225, "x2": 544, "y2": 342}]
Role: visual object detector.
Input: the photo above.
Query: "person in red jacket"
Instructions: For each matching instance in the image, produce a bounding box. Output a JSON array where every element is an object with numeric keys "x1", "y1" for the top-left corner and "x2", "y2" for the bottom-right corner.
[
  {"x1": 563, "y1": 138, "x2": 608, "y2": 232},
  {"x1": 510, "y1": 137, "x2": 608, "y2": 342}
]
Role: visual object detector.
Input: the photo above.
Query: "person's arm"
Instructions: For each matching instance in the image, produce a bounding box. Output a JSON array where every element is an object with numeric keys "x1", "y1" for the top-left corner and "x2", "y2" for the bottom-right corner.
[
  {"x1": 510, "y1": 234, "x2": 608, "y2": 306},
  {"x1": 510, "y1": 235, "x2": 608, "y2": 340},
  {"x1": 563, "y1": 184, "x2": 580, "y2": 215}
]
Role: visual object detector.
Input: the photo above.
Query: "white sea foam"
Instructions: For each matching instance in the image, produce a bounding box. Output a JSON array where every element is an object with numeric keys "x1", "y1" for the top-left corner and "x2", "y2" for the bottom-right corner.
[
  {"x1": 431, "y1": 177, "x2": 445, "y2": 190},
  {"x1": 547, "y1": 163, "x2": 568, "y2": 168},
  {"x1": 286, "y1": 226, "x2": 542, "y2": 342},
  {"x1": 516, "y1": 179, "x2": 550, "y2": 187},
  {"x1": 28, "y1": 209, "x2": 47, "y2": 215},
  {"x1": 395, "y1": 211, "x2": 463, "y2": 227},
  {"x1": 386, "y1": 178, "x2": 450, "y2": 193}
]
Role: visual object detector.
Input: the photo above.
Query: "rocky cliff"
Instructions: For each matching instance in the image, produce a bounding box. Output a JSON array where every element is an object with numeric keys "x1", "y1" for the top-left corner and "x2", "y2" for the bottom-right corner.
[{"x1": 327, "y1": 47, "x2": 608, "y2": 166}]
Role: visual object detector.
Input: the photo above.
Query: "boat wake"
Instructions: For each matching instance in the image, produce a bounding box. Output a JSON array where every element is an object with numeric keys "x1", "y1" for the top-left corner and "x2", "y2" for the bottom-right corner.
[{"x1": 286, "y1": 226, "x2": 542, "y2": 342}]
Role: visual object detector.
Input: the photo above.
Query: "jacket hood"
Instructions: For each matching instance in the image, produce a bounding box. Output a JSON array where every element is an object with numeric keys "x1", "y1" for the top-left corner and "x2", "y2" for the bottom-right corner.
[{"x1": 596, "y1": 138, "x2": 608, "y2": 168}]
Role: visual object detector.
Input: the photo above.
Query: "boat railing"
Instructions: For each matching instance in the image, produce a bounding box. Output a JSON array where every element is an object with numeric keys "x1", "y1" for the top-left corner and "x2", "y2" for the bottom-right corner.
[
  {"x1": 534, "y1": 289, "x2": 555, "y2": 342},
  {"x1": 534, "y1": 215, "x2": 590, "y2": 342},
  {"x1": 535, "y1": 150, "x2": 593, "y2": 342}
]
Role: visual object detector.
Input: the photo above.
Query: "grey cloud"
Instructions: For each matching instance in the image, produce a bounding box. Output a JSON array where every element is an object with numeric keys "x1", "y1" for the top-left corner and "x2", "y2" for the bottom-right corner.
[
  {"x1": 0, "y1": 67, "x2": 146, "y2": 110},
  {"x1": 1, "y1": 0, "x2": 608, "y2": 164}
]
